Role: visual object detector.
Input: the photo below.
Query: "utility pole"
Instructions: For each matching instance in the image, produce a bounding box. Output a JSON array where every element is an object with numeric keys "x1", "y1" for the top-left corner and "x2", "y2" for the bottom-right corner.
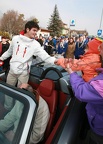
[
  {"x1": 68, "y1": 24, "x2": 71, "y2": 37},
  {"x1": 97, "y1": 8, "x2": 103, "y2": 36},
  {"x1": 99, "y1": 8, "x2": 103, "y2": 29},
  {"x1": 68, "y1": 19, "x2": 75, "y2": 37}
]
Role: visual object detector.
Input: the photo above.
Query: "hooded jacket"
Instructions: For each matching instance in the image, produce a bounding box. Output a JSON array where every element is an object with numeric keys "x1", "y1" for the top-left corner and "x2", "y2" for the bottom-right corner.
[
  {"x1": 68, "y1": 53, "x2": 101, "y2": 82},
  {"x1": 0, "y1": 35, "x2": 56, "y2": 74}
]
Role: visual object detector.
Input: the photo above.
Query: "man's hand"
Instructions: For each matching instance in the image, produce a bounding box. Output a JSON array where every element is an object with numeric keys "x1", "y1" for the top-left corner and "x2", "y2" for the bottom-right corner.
[
  {"x1": 54, "y1": 58, "x2": 74, "y2": 74},
  {"x1": 19, "y1": 83, "x2": 29, "y2": 89}
]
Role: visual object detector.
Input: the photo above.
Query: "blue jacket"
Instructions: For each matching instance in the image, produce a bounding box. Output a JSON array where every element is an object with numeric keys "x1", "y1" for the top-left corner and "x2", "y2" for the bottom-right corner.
[
  {"x1": 57, "y1": 42, "x2": 68, "y2": 54},
  {"x1": 74, "y1": 41, "x2": 86, "y2": 59},
  {"x1": 70, "y1": 72, "x2": 103, "y2": 136}
]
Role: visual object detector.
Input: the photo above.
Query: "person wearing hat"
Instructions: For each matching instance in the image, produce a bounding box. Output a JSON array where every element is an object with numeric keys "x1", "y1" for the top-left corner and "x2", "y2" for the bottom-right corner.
[
  {"x1": 55, "y1": 37, "x2": 103, "y2": 82},
  {"x1": 74, "y1": 34, "x2": 88, "y2": 59},
  {"x1": 64, "y1": 41, "x2": 103, "y2": 144},
  {"x1": 56, "y1": 36, "x2": 67, "y2": 57},
  {"x1": 63, "y1": 36, "x2": 69, "y2": 57}
]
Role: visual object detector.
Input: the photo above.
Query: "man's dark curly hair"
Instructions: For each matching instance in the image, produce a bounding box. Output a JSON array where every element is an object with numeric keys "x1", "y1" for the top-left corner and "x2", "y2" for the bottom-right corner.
[{"x1": 24, "y1": 21, "x2": 40, "y2": 33}]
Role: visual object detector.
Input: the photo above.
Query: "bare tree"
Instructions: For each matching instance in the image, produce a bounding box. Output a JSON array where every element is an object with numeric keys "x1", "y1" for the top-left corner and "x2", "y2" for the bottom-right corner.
[
  {"x1": 27, "y1": 16, "x2": 39, "y2": 24},
  {"x1": 0, "y1": 10, "x2": 26, "y2": 35},
  {"x1": 14, "y1": 14, "x2": 26, "y2": 34}
]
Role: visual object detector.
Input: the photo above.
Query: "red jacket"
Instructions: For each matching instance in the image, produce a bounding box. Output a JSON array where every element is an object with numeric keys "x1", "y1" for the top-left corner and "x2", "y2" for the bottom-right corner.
[
  {"x1": 57, "y1": 53, "x2": 101, "y2": 82},
  {"x1": 69, "y1": 53, "x2": 101, "y2": 82}
]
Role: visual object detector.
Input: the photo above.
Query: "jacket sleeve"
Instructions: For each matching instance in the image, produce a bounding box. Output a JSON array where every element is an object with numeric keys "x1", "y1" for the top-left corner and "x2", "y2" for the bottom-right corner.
[
  {"x1": 33, "y1": 44, "x2": 56, "y2": 65},
  {"x1": 56, "y1": 58, "x2": 87, "y2": 70},
  {"x1": 69, "y1": 58, "x2": 86, "y2": 71},
  {"x1": 70, "y1": 72, "x2": 103, "y2": 103}
]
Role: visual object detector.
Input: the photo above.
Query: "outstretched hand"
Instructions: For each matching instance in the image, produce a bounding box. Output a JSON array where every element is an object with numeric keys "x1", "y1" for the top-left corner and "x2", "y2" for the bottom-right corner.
[
  {"x1": 54, "y1": 58, "x2": 74, "y2": 74},
  {"x1": 54, "y1": 58, "x2": 69, "y2": 68}
]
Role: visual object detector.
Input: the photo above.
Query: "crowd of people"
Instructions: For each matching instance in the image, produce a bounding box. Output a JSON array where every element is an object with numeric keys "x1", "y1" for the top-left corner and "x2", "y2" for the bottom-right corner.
[
  {"x1": 35, "y1": 32, "x2": 91, "y2": 59},
  {"x1": 0, "y1": 20, "x2": 103, "y2": 144}
]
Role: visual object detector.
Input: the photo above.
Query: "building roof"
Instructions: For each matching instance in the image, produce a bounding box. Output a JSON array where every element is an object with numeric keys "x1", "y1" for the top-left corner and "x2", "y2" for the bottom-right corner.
[{"x1": 40, "y1": 28, "x2": 52, "y2": 32}]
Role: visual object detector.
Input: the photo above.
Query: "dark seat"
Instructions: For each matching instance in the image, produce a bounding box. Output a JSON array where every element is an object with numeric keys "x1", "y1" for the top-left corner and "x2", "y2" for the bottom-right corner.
[{"x1": 37, "y1": 79, "x2": 58, "y2": 140}]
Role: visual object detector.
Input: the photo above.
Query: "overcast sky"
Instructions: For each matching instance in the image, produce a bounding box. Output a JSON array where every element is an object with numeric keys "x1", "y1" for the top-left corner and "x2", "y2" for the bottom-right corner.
[{"x1": 0, "y1": 0, "x2": 103, "y2": 35}]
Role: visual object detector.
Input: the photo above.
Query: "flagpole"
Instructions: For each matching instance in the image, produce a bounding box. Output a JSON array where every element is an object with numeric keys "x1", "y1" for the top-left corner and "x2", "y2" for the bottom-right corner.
[{"x1": 99, "y1": 8, "x2": 103, "y2": 29}]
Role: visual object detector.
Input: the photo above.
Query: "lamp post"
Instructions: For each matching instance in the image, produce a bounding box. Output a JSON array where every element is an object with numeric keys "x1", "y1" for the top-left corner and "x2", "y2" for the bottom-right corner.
[
  {"x1": 99, "y1": 8, "x2": 103, "y2": 29},
  {"x1": 68, "y1": 24, "x2": 71, "y2": 37},
  {"x1": 68, "y1": 19, "x2": 75, "y2": 37}
]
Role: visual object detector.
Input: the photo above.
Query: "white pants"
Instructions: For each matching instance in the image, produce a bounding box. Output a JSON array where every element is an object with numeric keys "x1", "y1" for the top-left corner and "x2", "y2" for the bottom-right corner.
[{"x1": 4, "y1": 71, "x2": 29, "y2": 110}]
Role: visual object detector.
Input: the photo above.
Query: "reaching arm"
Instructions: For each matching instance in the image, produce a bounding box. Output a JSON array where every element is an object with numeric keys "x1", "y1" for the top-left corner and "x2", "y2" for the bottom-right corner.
[
  {"x1": 69, "y1": 72, "x2": 103, "y2": 103},
  {"x1": 55, "y1": 57, "x2": 87, "y2": 71},
  {"x1": 33, "y1": 45, "x2": 56, "y2": 65}
]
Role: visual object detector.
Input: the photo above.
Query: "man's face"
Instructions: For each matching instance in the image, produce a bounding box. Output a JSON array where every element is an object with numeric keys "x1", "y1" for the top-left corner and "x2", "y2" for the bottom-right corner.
[
  {"x1": 2, "y1": 38, "x2": 7, "y2": 43},
  {"x1": 79, "y1": 36, "x2": 83, "y2": 42},
  {"x1": 26, "y1": 28, "x2": 38, "y2": 39}
]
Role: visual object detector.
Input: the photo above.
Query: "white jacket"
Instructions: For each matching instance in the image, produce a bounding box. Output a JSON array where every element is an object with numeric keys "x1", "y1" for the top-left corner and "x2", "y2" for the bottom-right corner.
[{"x1": 0, "y1": 35, "x2": 56, "y2": 74}]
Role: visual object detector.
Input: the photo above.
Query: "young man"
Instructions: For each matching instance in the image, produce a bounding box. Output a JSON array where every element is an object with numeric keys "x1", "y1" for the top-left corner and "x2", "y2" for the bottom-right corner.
[
  {"x1": 0, "y1": 21, "x2": 56, "y2": 86},
  {"x1": 0, "y1": 83, "x2": 50, "y2": 144},
  {"x1": 0, "y1": 21, "x2": 56, "y2": 110}
]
